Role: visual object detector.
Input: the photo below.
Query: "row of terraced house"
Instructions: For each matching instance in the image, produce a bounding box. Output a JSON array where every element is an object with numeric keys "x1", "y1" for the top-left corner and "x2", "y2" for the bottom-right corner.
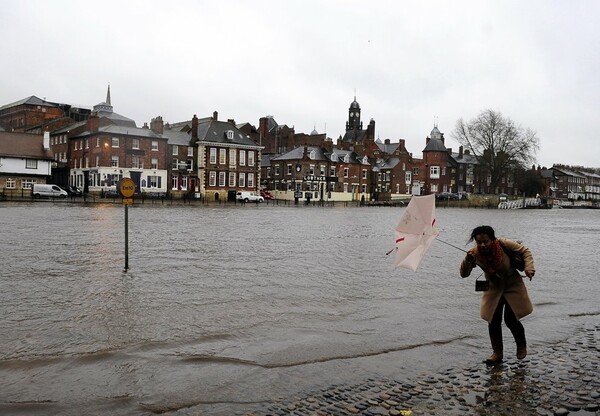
[{"x1": 1, "y1": 86, "x2": 599, "y2": 202}]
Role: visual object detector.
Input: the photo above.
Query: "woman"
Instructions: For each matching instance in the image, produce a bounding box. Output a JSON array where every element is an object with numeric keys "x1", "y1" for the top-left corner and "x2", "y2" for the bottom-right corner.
[{"x1": 460, "y1": 225, "x2": 535, "y2": 364}]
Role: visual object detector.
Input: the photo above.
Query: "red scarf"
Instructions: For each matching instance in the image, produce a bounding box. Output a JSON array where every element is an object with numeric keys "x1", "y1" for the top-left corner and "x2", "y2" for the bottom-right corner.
[{"x1": 478, "y1": 240, "x2": 504, "y2": 275}]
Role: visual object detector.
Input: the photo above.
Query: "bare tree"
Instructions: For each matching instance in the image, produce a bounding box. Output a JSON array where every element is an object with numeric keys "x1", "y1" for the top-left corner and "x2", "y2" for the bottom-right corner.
[{"x1": 452, "y1": 109, "x2": 539, "y2": 192}]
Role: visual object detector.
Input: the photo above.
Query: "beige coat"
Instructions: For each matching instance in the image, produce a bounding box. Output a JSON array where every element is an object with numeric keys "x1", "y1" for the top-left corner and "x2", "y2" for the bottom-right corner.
[{"x1": 460, "y1": 238, "x2": 534, "y2": 322}]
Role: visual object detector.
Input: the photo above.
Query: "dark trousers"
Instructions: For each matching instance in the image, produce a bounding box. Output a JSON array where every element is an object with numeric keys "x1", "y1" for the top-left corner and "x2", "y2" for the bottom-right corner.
[{"x1": 488, "y1": 296, "x2": 526, "y2": 352}]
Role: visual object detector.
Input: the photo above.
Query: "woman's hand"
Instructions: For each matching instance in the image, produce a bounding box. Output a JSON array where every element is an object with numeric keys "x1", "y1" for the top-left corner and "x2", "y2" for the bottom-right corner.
[
  {"x1": 525, "y1": 270, "x2": 535, "y2": 281},
  {"x1": 465, "y1": 249, "x2": 477, "y2": 266}
]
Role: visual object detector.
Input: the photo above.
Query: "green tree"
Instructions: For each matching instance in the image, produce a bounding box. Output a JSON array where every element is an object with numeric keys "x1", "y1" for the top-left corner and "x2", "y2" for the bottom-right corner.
[{"x1": 452, "y1": 109, "x2": 540, "y2": 192}]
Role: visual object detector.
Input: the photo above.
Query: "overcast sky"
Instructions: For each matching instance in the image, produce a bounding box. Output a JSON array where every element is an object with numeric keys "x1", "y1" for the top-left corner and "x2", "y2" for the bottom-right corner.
[{"x1": 2, "y1": 0, "x2": 599, "y2": 168}]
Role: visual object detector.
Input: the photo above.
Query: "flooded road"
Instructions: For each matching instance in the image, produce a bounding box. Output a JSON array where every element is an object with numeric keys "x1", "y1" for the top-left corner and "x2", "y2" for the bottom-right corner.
[{"x1": 1, "y1": 202, "x2": 598, "y2": 415}]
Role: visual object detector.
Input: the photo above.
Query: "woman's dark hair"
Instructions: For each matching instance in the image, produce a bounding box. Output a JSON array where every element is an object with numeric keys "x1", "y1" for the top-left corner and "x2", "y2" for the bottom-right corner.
[{"x1": 468, "y1": 225, "x2": 496, "y2": 242}]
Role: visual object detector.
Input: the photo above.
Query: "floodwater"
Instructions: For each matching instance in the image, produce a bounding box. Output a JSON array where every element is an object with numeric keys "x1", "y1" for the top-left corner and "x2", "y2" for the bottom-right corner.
[{"x1": 0, "y1": 202, "x2": 598, "y2": 415}]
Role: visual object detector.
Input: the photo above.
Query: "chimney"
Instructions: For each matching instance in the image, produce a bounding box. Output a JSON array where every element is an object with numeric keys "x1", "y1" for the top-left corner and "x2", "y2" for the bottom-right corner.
[
  {"x1": 426, "y1": 137, "x2": 430, "y2": 145},
  {"x1": 150, "y1": 116, "x2": 164, "y2": 134},
  {"x1": 143, "y1": 122, "x2": 149, "y2": 129},
  {"x1": 447, "y1": 148, "x2": 452, "y2": 155},
  {"x1": 384, "y1": 139, "x2": 390, "y2": 145},
  {"x1": 212, "y1": 111, "x2": 218, "y2": 121},
  {"x1": 458, "y1": 146, "x2": 463, "y2": 158},
  {"x1": 191, "y1": 114, "x2": 198, "y2": 141},
  {"x1": 43, "y1": 131, "x2": 50, "y2": 150},
  {"x1": 227, "y1": 118, "x2": 236, "y2": 125},
  {"x1": 303, "y1": 146, "x2": 308, "y2": 159},
  {"x1": 88, "y1": 112, "x2": 100, "y2": 133}
]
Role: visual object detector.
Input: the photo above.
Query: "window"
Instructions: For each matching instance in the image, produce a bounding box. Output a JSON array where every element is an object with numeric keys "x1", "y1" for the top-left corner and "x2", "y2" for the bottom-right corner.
[
  {"x1": 151, "y1": 158, "x2": 158, "y2": 169},
  {"x1": 274, "y1": 164, "x2": 280, "y2": 176},
  {"x1": 330, "y1": 167, "x2": 335, "y2": 177},
  {"x1": 148, "y1": 175, "x2": 159, "y2": 188},
  {"x1": 229, "y1": 172, "x2": 236, "y2": 187},
  {"x1": 111, "y1": 156, "x2": 119, "y2": 167},
  {"x1": 248, "y1": 173, "x2": 254, "y2": 188},
  {"x1": 343, "y1": 154, "x2": 349, "y2": 163},
  {"x1": 405, "y1": 171, "x2": 412, "y2": 183},
  {"x1": 172, "y1": 145, "x2": 178, "y2": 156},
  {"x1": 431, "y1": 184, "x2": 438, "y2": 193},
  {"x1": 413, "y1": 167, "x2": 419, "y2": 175},
  {"x1": 229, "y1": 149, "x2": 236, "y2": 166},
  {"x1": 209, "y1": 148, "x2": 217, "y2": 164},
  {"x1": 172, "y1": 158, "x2": 178, "y2": 170},
  {"x1": 362, "y1": 169, "x2": 367, "y2": 179},
  {"x1": 219, "y1": 171, "x2": 226, "y2": 187},
  {"x1": 239, "y1": 172, "x2": 246, "y2": 187},
  {"x1": 25, "y1": 159, "x2": 38, "y2": 169},
  {"x1": 152, "y1": 141, "x2": 158, "y2": 151},
  {"x1": 226, "y1": 130, "x2": 234, "y2": 140},
  {"x1": 362, "y1": 184, "x2": 367, "y2": 193},
  {"x1": 187, "y1": 147, "x2": 194, "y2": 157},
  {"x1": 219, "y1": 149, "x2": 226, "y2": 165},
  {"x1": 132, "y1": 138, "x2": 140, "y2": 149},
  {"x1": 248, "y1": 151, "x2": 255, "y2": 167},
  {"x1": 22, "y1": 179, "x2": 36, "y2": 189},
  {"x1": 430, "y1": 166, "x2": 440, "y2": 179},
  {"x1": 96, "y1": 137, "x2": 100, "y2": 147},
  {"x1": 96, "y1": 156, "x2": 100, "y2": 167},
  {"x1": 239, "y1": 150, "x2": 246, "y2": 166},
  {"x1": 320, "y1": 165, "x2": 325, "y2": 176},
  {"x1": 331, "y1": 153, "x2": 338, "y2": 162},
  {"x1": 344, "y1": 168, "x2": 349, "y2": 178},
  {"x1": 209, "y1": 171, "x2": 216, "y2": 186},
  {"x1": 287, "y1": 164, "x2": 292, "y2": 175},
  {"x1": 309, "y1": 165, "x2": 315, "y2": 175},
  {"x1": 85, "y1": 139, "x2": 89, "y2": 149},
  {"x1": 112, "y1": 138, "x2": 119, "y2": 148},
  {"x1": 85, "y1": 157, "x2": 89, "y2": 168},
  {"x1": 181, "y1": 176, "x2": 188, "y2": 190},
  {"x1": 6, "y1": 178, "x2": 15, "y2": 189},
  {"x1": 172, "y1": 175, "x2": 178, "y2": 190}
]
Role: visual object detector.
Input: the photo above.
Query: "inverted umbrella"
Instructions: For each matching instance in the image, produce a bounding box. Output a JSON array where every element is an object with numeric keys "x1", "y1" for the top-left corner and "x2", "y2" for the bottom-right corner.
[{"x1": 393, "y1": 194, "x2": 439, "y2": 271}]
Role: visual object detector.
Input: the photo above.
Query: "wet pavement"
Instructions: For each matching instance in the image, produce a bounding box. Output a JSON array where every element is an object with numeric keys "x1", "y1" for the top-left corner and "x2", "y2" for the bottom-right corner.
[{"x1": 241, "y1": 324, "x2": 600, "y2": 416}]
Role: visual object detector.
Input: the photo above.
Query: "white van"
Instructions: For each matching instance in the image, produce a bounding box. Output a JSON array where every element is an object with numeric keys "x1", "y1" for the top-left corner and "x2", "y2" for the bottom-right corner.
[{"x1": 32, "y1": 184, "x2": 68, "y2": 198}]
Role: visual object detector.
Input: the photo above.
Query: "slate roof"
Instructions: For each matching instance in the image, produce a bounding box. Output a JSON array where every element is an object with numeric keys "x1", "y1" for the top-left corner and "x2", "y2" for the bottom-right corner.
[
  {"x1": 452, "y1": 151, "x2": 478, "y2": 165},
  {"x1": 195, "y1": 120, "x2": 261, "y2": 148},
  {"x1": 72, "y1": 124, "x2": 163, "y2": 139},
  {"x1": 376, "y1": 139, "x2": 401, "y2": 154},
  {"x1": 423, "y1": 138, "x2": 447, "y2": 152},
  {"x1": 271, "y1": 146, "x2": 328, "y2": 161},
  {"x1": 162, "y1": 128, "x2": 192, "y2": 146},
  {"x1": 0, "y1": 132, "x2": 53, "y2": 160},
  {"x1": 0, "y1": 96, "x2": 58, "y2": 112},
  {"x1": 342, "y1": 129, "x2": 367, "y2": 143}
]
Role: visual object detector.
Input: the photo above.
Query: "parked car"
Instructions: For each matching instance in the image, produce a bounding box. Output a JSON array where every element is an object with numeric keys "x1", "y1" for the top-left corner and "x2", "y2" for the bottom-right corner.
[
  {"x1": 260, "y1": 190, "x2": 273, "y2": 199},
  {"x1": 236, "y1": 191, "x2": 264, "y2": 203},
  {"x1": 65, "y1": 185, "x2": 83, "y2": 196},
  {"x1": 435, "y1": 192, "x2": 457, "y2": 200}
]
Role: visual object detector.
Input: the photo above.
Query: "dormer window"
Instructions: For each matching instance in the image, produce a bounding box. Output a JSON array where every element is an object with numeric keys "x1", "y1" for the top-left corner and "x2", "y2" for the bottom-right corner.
[
  {"x1": 309, "y1": 150, "x2": 316, "y2": 160},
  {"x1": 331, "y1": 153, "x2": 338, "y2": 162},
  {"x1": 362, "y1": 156, "x2": 368, "y2": 164},
  {"x1": 343, "y1": 154, "x2": 350, "y2": 163},
  {"x1": 226, "y1": 130, "x2": 234, "y2": 140}
]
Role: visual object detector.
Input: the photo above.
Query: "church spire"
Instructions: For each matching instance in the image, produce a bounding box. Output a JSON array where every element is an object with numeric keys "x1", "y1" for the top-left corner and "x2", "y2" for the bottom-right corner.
[{"x1": 106, "y1": 84, "x2": 111, "y2": 106}]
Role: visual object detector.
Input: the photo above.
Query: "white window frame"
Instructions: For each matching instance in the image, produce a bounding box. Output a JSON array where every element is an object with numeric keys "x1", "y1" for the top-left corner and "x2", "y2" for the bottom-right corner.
[
  {"x1": 209, "y1": 148, "x2": 217, "y2": 164},
  {"x1": 219, "y1": 148, "x2": 226, "y2": 165},
  {"x1": 239, "y1": 150, "x2": 246, "y2": 166},
  {"x1": 112, "y1": 137, "x2": 119, "y2": 148},
  {"x1": 229, "y1": 149, "x2": 236, "y2": 166},
  {"x1": 172, "y1": 145, "x2": 178, "y2": 156},
  {"x1": 152, "y1": 141, "x2": 159, "y2": 151}
]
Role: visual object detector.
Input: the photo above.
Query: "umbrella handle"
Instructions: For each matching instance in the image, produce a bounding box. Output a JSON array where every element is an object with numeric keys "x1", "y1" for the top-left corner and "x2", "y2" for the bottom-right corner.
[{"x1": 385, "y1": 247, "x2": 395, "y2": 256}]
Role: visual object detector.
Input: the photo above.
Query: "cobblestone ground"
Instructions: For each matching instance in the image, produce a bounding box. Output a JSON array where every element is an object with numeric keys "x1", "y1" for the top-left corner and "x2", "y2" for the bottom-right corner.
[{"x1": 242, "y1": 324, "x2": 599, "y2": 416}]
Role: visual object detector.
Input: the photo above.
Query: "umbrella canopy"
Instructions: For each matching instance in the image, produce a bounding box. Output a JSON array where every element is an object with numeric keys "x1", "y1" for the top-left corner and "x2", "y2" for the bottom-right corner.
[{"x1": 394, "y1": 194, "x2": 439, "y2": 271}]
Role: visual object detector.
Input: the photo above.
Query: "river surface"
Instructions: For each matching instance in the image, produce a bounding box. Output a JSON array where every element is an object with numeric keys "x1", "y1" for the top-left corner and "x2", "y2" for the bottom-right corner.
[{"x1": 0, "y1": 202, "x2": 598, "y2": 415}]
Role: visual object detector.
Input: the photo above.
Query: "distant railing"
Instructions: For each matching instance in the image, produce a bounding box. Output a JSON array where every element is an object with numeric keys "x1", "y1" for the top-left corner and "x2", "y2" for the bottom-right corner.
[{"x1": 498, "y1": 198, "x2": 541, "y2": 209}]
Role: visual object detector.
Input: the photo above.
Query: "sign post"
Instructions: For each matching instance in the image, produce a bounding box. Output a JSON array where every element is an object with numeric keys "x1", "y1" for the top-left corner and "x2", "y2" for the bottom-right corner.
[{"x1": 118, "y1": 178, "x2": 136, "y2": 272}]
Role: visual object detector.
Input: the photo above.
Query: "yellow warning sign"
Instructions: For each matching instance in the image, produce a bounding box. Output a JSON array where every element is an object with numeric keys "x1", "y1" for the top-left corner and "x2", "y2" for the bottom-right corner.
[{"x1": 123, "y1": 198, "x2": 133, "y2": 205}]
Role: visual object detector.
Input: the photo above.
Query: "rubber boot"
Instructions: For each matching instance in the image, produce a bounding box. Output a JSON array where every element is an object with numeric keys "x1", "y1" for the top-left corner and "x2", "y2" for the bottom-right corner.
[{"x1": 516, "y1": 343, "x2": 527, "y2": 359}]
